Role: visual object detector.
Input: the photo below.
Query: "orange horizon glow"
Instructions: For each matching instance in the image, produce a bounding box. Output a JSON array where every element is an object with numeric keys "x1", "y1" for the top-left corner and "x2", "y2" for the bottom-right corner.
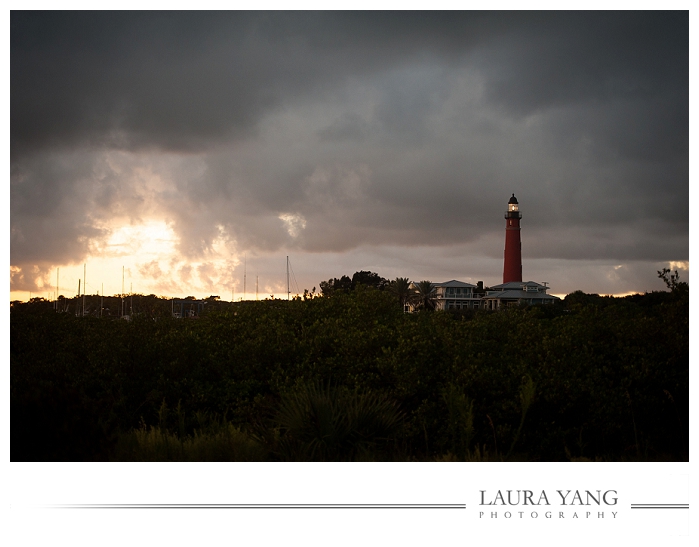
[{"x1": 9, "y1": 220, "x2": 298, "y2": 303}]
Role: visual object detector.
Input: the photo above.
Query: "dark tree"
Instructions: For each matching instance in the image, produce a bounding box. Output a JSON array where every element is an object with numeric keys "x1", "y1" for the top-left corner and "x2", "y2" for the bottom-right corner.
[
  {"x1": 319, "y1": 271, "x2": 389, "y2": 295},
  {"x1": 657, "y1": 268, "x2": 688, "y2": 294},
  {"x1": 319, "y1": 275, "x2": 353, "y2": 296},
  {"x1": 410, "y1": 280, "x2": 437, "y2": 311},
  {"x1": 351, "y1": 271, "x2": 389, "y2": 291},
  {"x1": 389, "y1": 277, "x2": 411, "y2": 309}
]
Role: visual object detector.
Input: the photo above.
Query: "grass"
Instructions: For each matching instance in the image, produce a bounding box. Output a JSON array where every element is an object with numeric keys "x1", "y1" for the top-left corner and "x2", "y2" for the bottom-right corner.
[
  {"x1": 114, "y1": 421, "x2": 269, "y2": 461},
  {"x1": 113, "y1": 400, "x2": 268, "y2": 461}
]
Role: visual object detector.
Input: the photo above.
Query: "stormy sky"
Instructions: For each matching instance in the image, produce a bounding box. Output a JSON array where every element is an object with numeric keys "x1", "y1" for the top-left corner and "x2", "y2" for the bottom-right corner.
[{"x1": 10, "y1": 11, "x2": 689, "y2": 300}]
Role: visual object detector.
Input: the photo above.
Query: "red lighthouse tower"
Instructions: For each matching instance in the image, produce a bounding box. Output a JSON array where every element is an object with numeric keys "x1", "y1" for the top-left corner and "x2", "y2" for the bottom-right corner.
[{"x1": 503, "y1": 193, "x2": 522, "y2": 283}]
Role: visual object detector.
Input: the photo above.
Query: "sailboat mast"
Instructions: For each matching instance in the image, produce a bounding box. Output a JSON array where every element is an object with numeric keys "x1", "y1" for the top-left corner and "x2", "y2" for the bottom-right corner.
[{"x1": 287, "y1": 256, "x2": 290, "y2": 300}]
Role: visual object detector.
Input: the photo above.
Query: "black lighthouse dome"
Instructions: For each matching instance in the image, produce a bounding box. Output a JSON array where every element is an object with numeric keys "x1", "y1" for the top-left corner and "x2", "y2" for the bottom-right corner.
[{"x1": 508, "y1": 193, "x2": 518, "y2": 205}]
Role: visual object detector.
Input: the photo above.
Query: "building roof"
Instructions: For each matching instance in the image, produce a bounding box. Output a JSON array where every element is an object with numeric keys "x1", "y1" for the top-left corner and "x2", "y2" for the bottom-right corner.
[
  {"x1": 490, "y1": 281, "x2": 547, "y2": 290},
  {"x1": 508, "y1": 193, "x2": 518, "y2": 204},
  {"x1": 483, "y1": 290, "x2": 559, "y2": 301},
  {"x1": 434, "y1": 280, "x2": 476, "y2": 288}
]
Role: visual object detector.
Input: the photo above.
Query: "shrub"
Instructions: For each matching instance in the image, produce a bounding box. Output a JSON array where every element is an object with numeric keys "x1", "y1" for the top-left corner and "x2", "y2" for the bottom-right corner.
[{"x1": 271, "y1": 382, "x2": 403, "y2": 461}]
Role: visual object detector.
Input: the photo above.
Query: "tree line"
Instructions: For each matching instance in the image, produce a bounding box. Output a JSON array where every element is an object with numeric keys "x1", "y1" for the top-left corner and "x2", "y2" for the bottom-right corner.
[{"x1": 10, "y1": 270, "x2": 688, "y2": 461}]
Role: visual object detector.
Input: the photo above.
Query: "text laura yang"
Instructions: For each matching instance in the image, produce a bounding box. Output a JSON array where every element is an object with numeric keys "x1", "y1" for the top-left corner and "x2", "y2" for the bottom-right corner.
[{"x1": 479, "y1": 490, "x2": 618, "y2": 506}]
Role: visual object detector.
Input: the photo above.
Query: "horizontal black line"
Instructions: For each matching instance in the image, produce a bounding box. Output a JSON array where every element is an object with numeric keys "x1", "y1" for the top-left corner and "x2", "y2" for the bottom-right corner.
[
  {"x1": 52, "y1": 507, "x2": 466, "y2": 510},
  {"x1": 630, "y1": 507, "x2": 688, "y2": 510},
  {"x1": 631, "y1": 503, "x2": 689, "y2": 507},
  {"x1": 49, "y1": 503, "x2": 466, "y2": 507},
  {"x1": 46, "y1": 504, "x2": 466, "y2": 510}
]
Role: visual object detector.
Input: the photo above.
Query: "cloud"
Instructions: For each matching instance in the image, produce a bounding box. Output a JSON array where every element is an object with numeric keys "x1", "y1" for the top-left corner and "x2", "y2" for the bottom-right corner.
[
  {"x1": 10, "y1": 12, "x2": 688, "y2": 298},
  {"x1": 318, "y1": 113, "x2": 369, "y2": 143},
  {"x1": 279, "y1": 213, "x2": 307, "y2": 238}
]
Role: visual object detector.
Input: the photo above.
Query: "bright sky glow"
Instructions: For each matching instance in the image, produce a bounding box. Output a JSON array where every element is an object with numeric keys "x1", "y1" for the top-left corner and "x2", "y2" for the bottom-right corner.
[{"x1": 11, "y1": 218, "x2": 307, "y2": 302}]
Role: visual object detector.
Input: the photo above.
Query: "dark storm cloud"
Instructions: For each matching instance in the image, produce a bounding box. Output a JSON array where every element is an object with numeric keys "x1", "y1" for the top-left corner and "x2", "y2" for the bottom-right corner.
[
  {"x1": 12, "y1": 12, "x2": 269, "y2": 155},
  {"x1": 477, "y1": 12, "x2": 687, "y2": 115},
  {"x1": 10, "y1": 11, "x2": 688, "y2": 292},
  {"x1": 10, "y1": 151, "x2": 111, "y2": 264},
  {"x1": 15, "y1": 12, "x2": 685, "y2": 156},
  {"x1": 11, "y1": 11, "x2": 473, "y2": 156},
  {"x1": 317, "y1": 113, "x2": 369, "y2": 142}
]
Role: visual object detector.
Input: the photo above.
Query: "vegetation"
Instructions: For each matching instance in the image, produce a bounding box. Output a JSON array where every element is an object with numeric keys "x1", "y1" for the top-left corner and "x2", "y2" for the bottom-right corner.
[
  {"x1": 319, "y1": 271, "x2": 389, "y2": 295},
  {"x1": 388, "y1": 277, "x2": 411, "y2": 310},
  {"x1": 11, "y1": 276, "x2": 688, "y2": 462},
  {"x1": 410, "y1": 280, "x2": 437, "y2": 311},
  {"x1": 268, "y1": 382, "x2": 404, "y2": 461}
]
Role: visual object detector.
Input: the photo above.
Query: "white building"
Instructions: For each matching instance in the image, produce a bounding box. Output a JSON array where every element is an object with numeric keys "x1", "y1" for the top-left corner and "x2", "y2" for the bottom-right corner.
[
  {"x1": 480, "y1": 281, "x2": 559, "y2": 310},
  {"x1": 432, "y1": 280, "x2": 483, "y2": 310},
  {"x1": 406, "y1": 280, "x2": 482, "y2": 312},
  {"x1": 406, "y1": 279, "x2": 559, "y2": 312}
]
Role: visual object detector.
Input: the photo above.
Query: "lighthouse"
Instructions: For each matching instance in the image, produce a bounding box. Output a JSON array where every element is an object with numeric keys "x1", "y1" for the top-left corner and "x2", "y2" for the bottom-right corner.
[{"x1": 503, "y1": 193, "x2": 522, "y2": 283}]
